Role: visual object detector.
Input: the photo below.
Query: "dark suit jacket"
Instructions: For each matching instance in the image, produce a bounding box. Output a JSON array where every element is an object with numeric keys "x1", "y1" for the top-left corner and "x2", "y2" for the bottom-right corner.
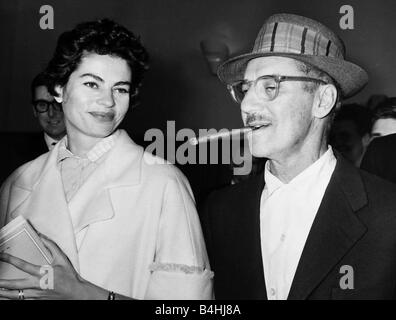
[
  {"x1": 201, "y1": 156, "x2": 396, "y2": 299},
  {"x1": 361, "y1": 133, "x2": 396, "y2": 184},
  {"x1": 0, "y1": 132, "x2": 48, "y2": 184}
]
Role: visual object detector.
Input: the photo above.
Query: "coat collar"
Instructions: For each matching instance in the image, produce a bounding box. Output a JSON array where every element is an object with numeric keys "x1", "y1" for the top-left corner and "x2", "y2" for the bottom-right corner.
[
  {"x1": 65, "y1": 130, "x2": 144, "y2": 233},
  {"x1": 7, "y1": 130, "x2": 145, "y2": 269},
  {"x1": 228, "y1": 172, "x2": 267, "y2": 299},
  {"x1": 12, "y1": 130, "x2": 143, "y2": 192},
  {"x1": 233, "y1": 155, "x2": 368, "y2": 300},
  {"x1": 287, "y1": 155, "x2": 368, "y2": 299}
]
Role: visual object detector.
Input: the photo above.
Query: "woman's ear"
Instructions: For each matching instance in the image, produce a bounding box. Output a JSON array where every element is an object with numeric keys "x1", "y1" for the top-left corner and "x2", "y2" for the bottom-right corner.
[{"x1": 54, "y1": 85, "x2": 64, "y2": 103}]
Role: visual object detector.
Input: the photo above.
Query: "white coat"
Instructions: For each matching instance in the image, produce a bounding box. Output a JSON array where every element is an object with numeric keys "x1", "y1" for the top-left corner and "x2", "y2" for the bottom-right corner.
[{"x1": 0, "y1": 130, "x2": 213, "y2": 299}]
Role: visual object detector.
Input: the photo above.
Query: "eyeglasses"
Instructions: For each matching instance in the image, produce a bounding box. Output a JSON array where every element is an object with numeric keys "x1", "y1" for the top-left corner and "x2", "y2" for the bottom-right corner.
[
  {"x1": 227, "y1": 75, "x2": 328, "y2": 103},
  {"x1": 32, "y1": 100, "x2": 63, "y2": 113}
]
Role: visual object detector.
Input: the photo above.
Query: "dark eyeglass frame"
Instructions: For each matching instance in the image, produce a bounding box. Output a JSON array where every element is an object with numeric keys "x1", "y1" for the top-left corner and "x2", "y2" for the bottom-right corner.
[
  {"x1": 32, "y1": 100, "x2": 63, "y2": 113},
  {"x1": 227, "y1": 75, "x2": 328, "y2": 104}
]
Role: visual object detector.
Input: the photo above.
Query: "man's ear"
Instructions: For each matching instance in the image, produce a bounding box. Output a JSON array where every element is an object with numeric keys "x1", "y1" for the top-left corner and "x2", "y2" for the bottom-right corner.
[
  {"x1": 313, "y1": 84, "x2": 338, "y2": 119},
  {"x1": 54, "y1": 85, "x2": 64, "y2": 103},
  {"x1": 32, "y1": 106, "x2": 37, "y2": 118}
]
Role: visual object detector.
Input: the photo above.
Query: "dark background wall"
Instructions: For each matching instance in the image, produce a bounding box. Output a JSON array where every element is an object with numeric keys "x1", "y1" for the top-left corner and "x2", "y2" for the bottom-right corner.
[
  {"x1": 0, "y1": 0, "x2": 395, "y2": 200},
  {"x1": 1, "y1": 0, "x2": 395, "y2": 135}
]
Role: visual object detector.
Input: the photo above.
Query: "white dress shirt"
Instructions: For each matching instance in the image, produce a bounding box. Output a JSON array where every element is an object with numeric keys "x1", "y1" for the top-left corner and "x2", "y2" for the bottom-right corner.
[
  {"x1": 57, "y1": 130, "x2": 120, "y2": 203},
  {"x1": 44, "y1": 133, "x2": 60, "y2": 150},
  {"x1": 260, "y1": 147, "x2": 337, "y2": 300}
]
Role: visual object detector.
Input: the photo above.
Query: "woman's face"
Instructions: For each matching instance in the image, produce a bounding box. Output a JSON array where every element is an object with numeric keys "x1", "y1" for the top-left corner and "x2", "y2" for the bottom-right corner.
[{"x1": 55, "y1": 53, "x2": 132, "y2": 143}]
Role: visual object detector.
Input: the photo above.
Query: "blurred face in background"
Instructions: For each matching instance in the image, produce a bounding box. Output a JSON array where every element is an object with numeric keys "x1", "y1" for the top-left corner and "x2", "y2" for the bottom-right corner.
[
  {"x1": 371, "y1": 118, "x2": 396, "y2": 139},
  {"x1": 330, "y1": 119, "x2": 369, "y2": 167},
  {"x1": 33, "y1": 85, "x2": 66, "y2": 140}
]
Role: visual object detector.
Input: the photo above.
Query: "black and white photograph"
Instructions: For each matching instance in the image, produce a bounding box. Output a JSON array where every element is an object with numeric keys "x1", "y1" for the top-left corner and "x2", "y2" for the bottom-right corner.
[{"x1": 0, "y1": 0, "x2": 396, "y2": 310}]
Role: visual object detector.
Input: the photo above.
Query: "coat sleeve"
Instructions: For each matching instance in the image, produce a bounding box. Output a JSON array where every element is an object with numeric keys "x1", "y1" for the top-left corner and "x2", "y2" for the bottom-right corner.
[
  {"x1": 0, "y1": 170, "x2": 19, "y2": 228},
  {"x1": 0, "y1": 177, "x2": 11, "y2": 228},
  {"x1": 144, "y1": 168, "x2": 214, "y2": 300},
  {"x1": 0, "y1": 163, "x2": 30, "y2": 228}
]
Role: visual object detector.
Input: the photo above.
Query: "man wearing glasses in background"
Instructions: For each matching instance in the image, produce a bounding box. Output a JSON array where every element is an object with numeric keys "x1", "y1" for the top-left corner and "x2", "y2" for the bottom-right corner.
[
  {"x1": 201, "y1": 13, "x2": 396, "y2": 299},
  {"x1": 31, "y1": 72, "x2": 66, "y2": 150},
  {"x1": 0, "y1": 73, "x2": 66, "y2": 183}
]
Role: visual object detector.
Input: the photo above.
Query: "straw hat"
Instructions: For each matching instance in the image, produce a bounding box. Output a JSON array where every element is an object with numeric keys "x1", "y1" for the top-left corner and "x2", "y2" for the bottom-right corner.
[{"x1": 218, "y1": 13, "x2": 368, "y2": 98}]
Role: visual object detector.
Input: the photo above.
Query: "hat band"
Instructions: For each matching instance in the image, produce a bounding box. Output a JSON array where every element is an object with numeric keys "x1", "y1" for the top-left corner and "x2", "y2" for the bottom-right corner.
[{"x1": 253, "y1": 22, "x2": 344, "y2": 59}]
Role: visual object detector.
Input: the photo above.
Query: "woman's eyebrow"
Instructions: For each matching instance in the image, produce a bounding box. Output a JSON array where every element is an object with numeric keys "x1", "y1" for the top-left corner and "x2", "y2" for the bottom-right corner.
[
  {"x1": 114, "y1": 81, "x2": 131, "y2": 86},
  {"x1": 80, "y1": 73, "x2": 103, "y2": 82},
  {"x1": 79, "y1": 73, "x2": 131, "y2": 86}
]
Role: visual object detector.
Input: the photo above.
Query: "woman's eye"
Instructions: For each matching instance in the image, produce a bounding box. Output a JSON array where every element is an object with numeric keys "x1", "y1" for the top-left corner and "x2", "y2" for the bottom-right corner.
[
  {"x1": 114, "y1": 88, "x2": 130, "y2": 94},
  {"x1": 84, "y1": 82, "x2": 98, "y2": 89}
]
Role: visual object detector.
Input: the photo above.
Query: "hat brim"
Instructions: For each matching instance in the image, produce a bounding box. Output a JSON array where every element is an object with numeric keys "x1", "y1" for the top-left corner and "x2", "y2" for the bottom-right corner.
[{"x1": 217, "y1": 52, "x2": 368, "y2": 99}]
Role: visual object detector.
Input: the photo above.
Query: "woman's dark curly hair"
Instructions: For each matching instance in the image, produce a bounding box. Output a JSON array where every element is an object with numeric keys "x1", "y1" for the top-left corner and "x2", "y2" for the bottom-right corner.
[{"x1": 45, "y1": 19, "x2": 149, "y2": 103}]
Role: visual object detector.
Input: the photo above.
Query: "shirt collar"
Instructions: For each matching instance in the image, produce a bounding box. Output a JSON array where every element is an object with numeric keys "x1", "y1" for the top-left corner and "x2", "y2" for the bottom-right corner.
[
  {"x1": 57, "y1": 130, "x2": 120, "y2": 164},
  {"x1": 44, "y1": 133, "x2": 60, "y2": 151},
  {"x1": 264, "y1": 146, "x2": 336, "y2": 194}
]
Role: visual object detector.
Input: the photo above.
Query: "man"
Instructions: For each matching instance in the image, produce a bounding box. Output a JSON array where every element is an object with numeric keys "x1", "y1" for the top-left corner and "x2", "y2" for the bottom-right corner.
[
  {"x1": 361, "y1": 133, "x2": 396, "y2": 184},
  {"x1": 329, "y1": 104, "x2": 372, "y2": 167},
  {"x1": 201, "y1": 13, "x2": 396, "y2": 299},
  {"x1": 31, "y1": 72, "x2": 66, "y2": 150},
  {"x1": 370, "y1": 97, "x2": 396, "y2": 139},
  {"x1": 0, "y1": 73, "x2": 66, "y2": 183}
]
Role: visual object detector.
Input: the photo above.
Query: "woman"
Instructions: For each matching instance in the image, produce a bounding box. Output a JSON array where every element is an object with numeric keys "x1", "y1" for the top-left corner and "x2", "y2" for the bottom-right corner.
[{"x1": 0, "y1": 19, "x2": 213, "y2": 300}]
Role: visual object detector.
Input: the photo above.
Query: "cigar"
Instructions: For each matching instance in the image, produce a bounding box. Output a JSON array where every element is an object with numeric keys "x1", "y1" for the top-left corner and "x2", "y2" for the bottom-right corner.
[{"x1": 189, "y1": 125, "x2": 263, "y2": 145}]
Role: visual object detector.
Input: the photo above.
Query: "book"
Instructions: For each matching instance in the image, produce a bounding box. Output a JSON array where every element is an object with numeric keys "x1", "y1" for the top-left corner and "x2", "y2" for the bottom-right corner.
[{"x1": 0, "y1": 216, "x2": 53, "y2": 279}]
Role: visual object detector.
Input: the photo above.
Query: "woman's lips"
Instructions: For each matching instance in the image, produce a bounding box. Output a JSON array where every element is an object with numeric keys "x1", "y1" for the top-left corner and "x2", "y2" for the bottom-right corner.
[{"x1": 89, "y1": 111, "x2": 115, "y2": 122}]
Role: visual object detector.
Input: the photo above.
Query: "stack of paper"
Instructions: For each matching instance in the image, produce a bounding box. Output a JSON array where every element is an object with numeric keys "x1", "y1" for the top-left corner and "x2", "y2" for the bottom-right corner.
[{"x1": 0, "y1": 216, "x2": 53, "y2": 279}]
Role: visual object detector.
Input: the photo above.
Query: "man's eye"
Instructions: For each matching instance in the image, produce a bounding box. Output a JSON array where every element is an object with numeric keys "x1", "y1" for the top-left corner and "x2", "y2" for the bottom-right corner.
[
  {"x1": 84, "y1": 82, "x2": 98, "y2": 89},
  {"x1": 37, "y1": 102, "x2": 48, "y2": 108},
  {"x1": 264, "y1": 85, "x2": 276, "y2": 91},
  {"x1": 258, "y1": 78, "x2": 277, "y2": 92}
]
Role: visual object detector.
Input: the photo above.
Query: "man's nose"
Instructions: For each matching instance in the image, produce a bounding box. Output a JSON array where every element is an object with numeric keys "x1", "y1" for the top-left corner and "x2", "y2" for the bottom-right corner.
[
  {"x1": 48, "y1": 104, "x2": 55, "y2": 117},
  {"x1": 240, "y1": 87, "x2": 263, "y2": 115},
  {"x1": 47, "y1": 104, "x2": 61, "y2": 118}
]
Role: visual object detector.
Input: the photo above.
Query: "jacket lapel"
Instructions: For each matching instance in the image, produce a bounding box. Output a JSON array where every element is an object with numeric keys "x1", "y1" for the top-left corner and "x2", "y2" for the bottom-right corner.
[
  {"x1": 67, "y1": 162, "x2": 115, "y2": 234},
  {"x1": 5, "y1": 131, "x2": 143, "y2": 270},
  {"x1": 69, "y1": 130, "x2": 143, "y2": 234},
  {"x1": 9, "y1": 147, "x2": 80, "y2": 270},
  {"x1": 287, "y1": 157, "x2": 368, "y2": 299},
  {"x1": 233, "y1": 173, "x2": 267, "y2": 299}
]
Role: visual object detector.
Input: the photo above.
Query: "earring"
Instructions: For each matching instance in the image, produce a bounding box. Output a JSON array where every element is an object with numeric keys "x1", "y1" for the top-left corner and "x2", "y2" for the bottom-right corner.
[{"x1": 54, "y1": 96, "x2": 63, "y2": 103}]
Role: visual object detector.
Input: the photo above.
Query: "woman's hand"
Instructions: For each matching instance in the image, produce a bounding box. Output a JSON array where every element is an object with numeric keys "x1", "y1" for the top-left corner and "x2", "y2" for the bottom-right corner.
[{"x1": 0, "y1": 233, "x2": 93, "y2": 300}]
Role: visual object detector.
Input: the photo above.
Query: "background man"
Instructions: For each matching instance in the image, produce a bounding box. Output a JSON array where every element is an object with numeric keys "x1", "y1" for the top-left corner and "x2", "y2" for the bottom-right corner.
[
  {"x1": 0, "y1": 73, "x2": 66, "y2": 183},
  {"x1": 370, "y1": 97, "x2": 396, "y2": 139},
  {"x1": 360, "y1": 98, "x2": 396, "y2": 183},
  {"x1": 31, "y1": 72, "x2": 66, "y2": 150},
  {"x1": 361, "y1": 133, "x2": 396, "y2": 184},
  {"x1": 201, "y1": 13, "x2": 396, "y2": 300},
  {"x1": 329, "y1": 103, "x2": 372, "y2": 167}
]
